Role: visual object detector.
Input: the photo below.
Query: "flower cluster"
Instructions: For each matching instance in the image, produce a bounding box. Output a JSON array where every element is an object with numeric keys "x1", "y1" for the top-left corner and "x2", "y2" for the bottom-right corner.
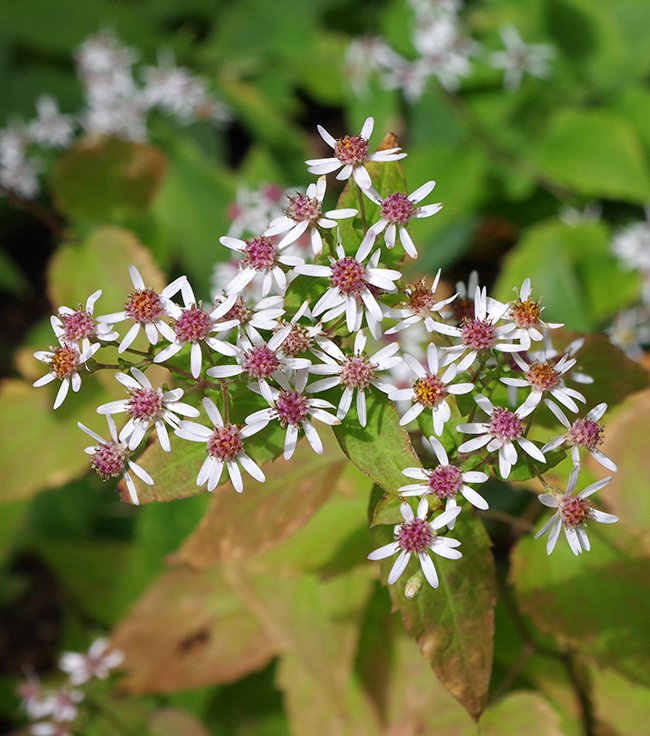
[
  {"x1": 33, "y1": 115, "x2": 618, "y2": 594},
  {"x1": 0, "y1": 30, "x2": 230, "y2": 198},
  {"x1": 18, "y1": 638, "x2": 123, "y2": 735},
  {"x1": 345, "y1": 0, "x2": 554, "y2": 100}
]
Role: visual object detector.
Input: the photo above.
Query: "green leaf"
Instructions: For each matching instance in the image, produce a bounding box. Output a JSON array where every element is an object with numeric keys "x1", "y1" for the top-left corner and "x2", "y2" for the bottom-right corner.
[
  {"x1": 479, "y1": 691, "x2": 564, "y2": 736},
  {"x1": 333, "y1": 392, "x2": 422, "y2": 496},
  {"x1": 386, "y1": 513, "x2": 496, "y2": 720},
  {"x1": 50, "y1": 136, "x2": 167, "y2": 222},
  {"x1": 591, "y1": 666, "x2": 650, "y2": 736},
  {"x1": 510, "y1": 522, "x2": 650, "y2": 687},
  {"x1": 111, "y1": 566, "x2": 276, "y2": 693},
  {"x1": 532, "y1": 110, "x2": 650, "y2": 202}
]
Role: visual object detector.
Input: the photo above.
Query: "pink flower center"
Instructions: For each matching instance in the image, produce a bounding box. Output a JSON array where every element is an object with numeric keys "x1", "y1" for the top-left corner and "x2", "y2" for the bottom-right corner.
[
  {"x1": 380, "y1": 192, "x2": 416, "y2": 225},
  {"x1": 334, "y1": 134, "x2": 369, "y2": 165},
  {"x1": 397, "y1": 517, "x2": 433, "y2": 553},
  {"x1": 128, "y1": 388, "x2": 162, "y2": 420},
  {"x1": 50, "y1": 345, "x2": 79, "y2": 379},
  {"x1": 286, "y1": 193, "x2": 322, "y2": 223},
  {"x1": 567, "y1": 418, "x2": 603, "y2": 450},
  {"x1": 461, "y1": 318, "x2": 496, "y2": 350},
  {"x1": 526, "y1": 361, "x2": 560, "y2": 391},
  {"x1": 510, "y1": 298, "x2": 542, "y2": 328},
  {"x1": 559, "y1": 495, "x2": 591, "y2": 528},
  {"x1": 275, "y1": 390, "x2": 310, "y2": 426},
  {"x1": 413, "y1": 374, "x2": 448, "y2": 408},
  {"x1": 340, "y1": 355, "x2": 376, "y2": 389},
  {"x1": 488, "y1": 407, "x2": 523, "y2": 441},
  {"x1": 221, "y1": 297, "x2": 251, "y2": 325},
  {"x1": 61, "y1": 309, "x2": 96, "y2": 341},
  {"x1": 174, "y1": 306, "x2": 212, "y2": 343},
  {"x1": 427, "y1": 465, "x2": 463, "y2": 499},
  {"x1": 208, "y1": 424, "x2": 243, "y2": 461},
  {"x1": 277, "y1": 323, "x2": 312, "y2": 356},
  {"x1": 125, "y1": 288, "x2": 164, "y2": 323},
  {"x1": 330, "y1": 257, "x2": 367, "y2": 296},
  {"x1": 91, "y1": 442, "x2": 127, "y2": 479},
  {"x1": 243, "y1": 345, "x2": 281, "y2": 379},
  {"x1": 243, "y1": 236, "x2": 277, "y2": 272}
]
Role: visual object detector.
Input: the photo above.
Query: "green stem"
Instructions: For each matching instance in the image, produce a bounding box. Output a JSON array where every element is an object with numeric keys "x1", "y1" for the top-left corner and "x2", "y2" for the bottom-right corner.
[{"x1": 354, "y1": 180, "x2": 367, "y2": 230}]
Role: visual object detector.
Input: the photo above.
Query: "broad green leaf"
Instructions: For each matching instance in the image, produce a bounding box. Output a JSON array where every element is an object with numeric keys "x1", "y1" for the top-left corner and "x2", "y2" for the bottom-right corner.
[
  {"x1": 112, "y1": 566, "x2": 276, "y2": 693},
  {"x1": 385, "y1": 513, "x2": 496, "y2": 720},
  {"x1": 510, "y1": 522, "x2": 650, "y2": 687},
  {"x1": 532, "y1": 111, "x2": 650, "y2": 202},
  {"x1": 333, "y1": 392, "x2": 422, "y2": 496},
  {"x1": 172, "y1": 433, "x2": 348, "y2": 566},
  {"x1": 50, "y1": 136, "x2": 167, "y2": 222}
]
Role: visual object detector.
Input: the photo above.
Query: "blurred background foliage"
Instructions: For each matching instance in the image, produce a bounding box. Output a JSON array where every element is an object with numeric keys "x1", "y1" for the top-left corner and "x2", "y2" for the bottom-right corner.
[{"x1": 1, "y1": 0, "x2": 650, "y2": 733}]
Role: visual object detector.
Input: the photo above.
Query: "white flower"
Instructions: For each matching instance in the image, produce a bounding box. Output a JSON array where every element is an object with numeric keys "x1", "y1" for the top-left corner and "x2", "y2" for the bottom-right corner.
[
  {"x1": 96, "y1": 265, "x2": 190, "y2": 353},
  {"x1": 542, "y1": 403, "x2": 617, "y2": 473},
  {"x1": 264, "y1": 176, "x2": 357, "y2": 256},
  {"x1": 97, "y1": 367, "x2": 200, "y2": 451},
  {"x1": 33, "y1": 338, "x2": 100, "y2": 409},
  {"x1": 244, "y1": 370, "x2": 340, "y2": 460},
  {"x1": 175, "y1": 397, "x2": 266, "y2": 493},
  {"x1": 78, "y1": 415, "x2": 154, "y2": 505},
  {"x1": 385, "y1": 269, "x2": 456, "y2": 335},
  {"x1": 219, "y1": 234, "x2": 303, "y2": 296},
  {"x1": 17, "y1": 673, "x2": 51, "y2": 720},
  {"x1": 399, "y1": 436, "x2": 489, "y2": 526},
  {"x1": 607, "y1": 306, "x2": 650, "y2": 360},
  {"x1": 535, "y1": 335, "x2": 594, "y2": 386},
  {"x1": 490, "y1": 26, "x2": 554, "y2": 91},
  {"x1": 440, "y1": 285, "x2": 522, "y2": 370},
  {"x1": 499, "y1": 278, "x2": 563, "y2": 349},
  {"x1": 308, "y1": 329, "x2": 401, "y2": 426},
  {"x1": 31, "y1": 721, "x2": 73, "y2": 736},
  {"x1": 305, "y1": 116, "x2": 406, "y2": 190},
  {"x1": 27, "y1": 96, "x2": 75, "y2": 148},
  {"x1": 535, "y1": 475, "x2": 617, "y2": 555},
  {"x1": 42, "y1": 688, "x2": 83, "y2": 723},
  {"x1": 389, "y1": 342, "x2": 473, "y2": 431},
  {"x1": 501, "y1": 351, "x2": 586, "y2": 416},
  {"x1": 295, "y1": 238, "x2": 401, "y2": 335},
  {"x1": 457, "y1": 395, "x2": 545, "y2": 479},
  {"x1": 367, "y1": 499, "x2": 462, "y2": 588},
  {"x1": 59, "y1": 638, "x2": 123, "y2": 685},
  {"x1": 361, "y1": 181, "x2": 442, "y2": 258},
  {"x1": 209, "y1": 292, "x2": 285, "y2": 343},
  {"x1": 152, "y1": 281, "x2": 238, "y2": 379},
  {"x1": 225, "y1": 183, "x2": 290, "y2": 239},
  {"x1": 0, "y1": 153, "x2": 41, "y2": 197},
  {"x1": 50, "y1": 289, "x2": 118, "y2": 352}
]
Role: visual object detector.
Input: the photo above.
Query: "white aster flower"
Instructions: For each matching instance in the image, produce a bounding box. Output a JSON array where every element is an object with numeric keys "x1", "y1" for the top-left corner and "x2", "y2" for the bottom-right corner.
[
  {"x1": 490, "y1": 26, "x2": 554, "y2": 91},
  {"x1": 305, "y1": 116, "x2": 406, "y2": 190},
  {"x1": 265, "y1": 175, "x2": 357, "y2": 256},
  {"x1": 500, "y1": 278, "x2": 563, "y2": 349},
  {"x1": 535, "y1": 475, "x2": 617, "y2": 555},
  {"x1": 210, "y1": 292, "x2": 285, "y2": 343},
  {"x1": 501, "y1": 351, "x2": 586, "y2": 416},
  {"x1": 17, "y1": 673, "x2": 51, "y2": 720},
  {"x1": 97, "y1": 367, "x2": 200, "y2": 451},
  {"x1": 308, "y1": 329, "x2": 401, "y2": 426},
  {"x1": 33, "y1": 338, "x2": 100, "y2": 409},
  {"x1": 457, "y1": 394, "x2": 545, "y2": 479},
  {"x1": 175, "y1": 397, "x2": 266, "y2": 493},
  {"x1": 50, "y1": 289, "x2": 118, "y2": 353},
  {"x1": 535, "y1": 335, "x2": 594, "y2": 387},
  {"x1": 274, "y1": 300, "x2": 330, "y2": 361},
  {"x1": 385, "y1": 269, "x2": 456, "y2": 335},
  {"x1": 0, "y1": 154, "x2": 41, "y2": 197},
  {"x1": 245, "y1": 370, "x2": 340, "y2": 460},
  {"x1": 367, "y1": 499, "x2": 462, "y2": 588},
  {"x1": 389, "y1": 342, "x2": 473, "y2": 431},
  {"x1": 27, "y1": 96, "x2": 75, "y2": 148},
  {"x1": 219, "y1": 234, "x2": 303, "y2": 296},
  {"x1": 399, "y1": 436, "x2": 489, "y2": 526},
  {"x1": 31, "y1": 722, "x2": 73, "y2": 736},
  {"x1": 78, "y1": 415, "x2": 154, "y2": 505},
  {"x1": 42, "y1": 688, "x2": 83, "y2": 723},
  {"x1": 607, "y1": 306, "x2": 650, "y2": 360},
  {"x1": 96, "y1": 265, "x2": 190, "y2": 353},
  {"x1": 542, "y1": 403, "x2": 617, "y2": 473},
  {"x1": 59, "y1": 638, "x2": 123, "y2": 685},
  {"x1": 361, "y1": 181, "x2": 442, "y2": 258},
  {"x1": 152, "y1": 282, "x2": 238, "y2": 379},
  {"x1": 441, "y1": 285, "x2": 522, "y2": 370},
  {"x1": 295, "y1": 238, "x2": 401, "y2": 334},
  {"x1": 206, "y1": 326, "x2": 309, "y2": 400}
]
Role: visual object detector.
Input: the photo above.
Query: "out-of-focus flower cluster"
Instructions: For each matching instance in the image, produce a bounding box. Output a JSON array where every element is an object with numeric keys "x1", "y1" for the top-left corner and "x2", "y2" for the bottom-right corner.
[
  {"x1": 345, "y1": 0, "x2": 554, "y2": 101},
  {"x1": 0, "y1": 29, "x2": 231, "y2": 198},
  {"x1": 18, "y1": 638, "x2": 123, "y2": 735},
  {"x1": 33, "y1": 115, "x2": 619, "y2": 595}
]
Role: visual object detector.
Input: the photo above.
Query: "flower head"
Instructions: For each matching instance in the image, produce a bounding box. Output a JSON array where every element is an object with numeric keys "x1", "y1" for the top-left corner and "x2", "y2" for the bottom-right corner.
[
  {"x1": 33, "y1": 338, "x2": 100, "y2": 409},
  {"x1": 490, "y1": 26, "x2": 554, "y2": 90},
  {"x1": 386, "y1": 269, "x2": 456, "y2": 335},
  {"x1": 59, "y1": 637, "x2": 124, "y2": 685},
  {"x1": 501, "y1": 278, "x2": 563, "y2": 349}
]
